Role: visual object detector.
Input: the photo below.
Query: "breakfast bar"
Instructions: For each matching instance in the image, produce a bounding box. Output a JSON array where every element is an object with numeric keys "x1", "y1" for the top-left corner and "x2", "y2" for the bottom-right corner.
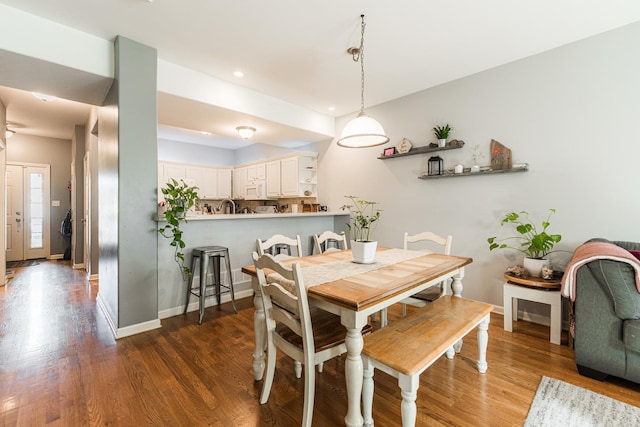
[{"x1": 156, "y1": 211, "x2": 350, "y2": 318}]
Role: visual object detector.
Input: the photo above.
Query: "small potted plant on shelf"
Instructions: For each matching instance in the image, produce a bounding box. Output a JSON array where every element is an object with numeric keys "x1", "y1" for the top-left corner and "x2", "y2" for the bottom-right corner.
[
  {"x1": 433, "y1": 124, "x2": 452, "y2": 147},
  {"x1": 487, "y1": 209, "x2": 563, "y2": 277},
  {"x1": 340, "y1": 195, "x2": 382, "y2": 264},
  {"x1": 158, "y1": 178, "x2": 200, "y2": 280}
]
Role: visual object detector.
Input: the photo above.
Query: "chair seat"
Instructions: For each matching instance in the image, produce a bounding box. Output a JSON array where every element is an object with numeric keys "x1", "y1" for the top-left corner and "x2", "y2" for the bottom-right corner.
[{"x1": 276, "y1": 307, "x2": 373, "y2": 352}]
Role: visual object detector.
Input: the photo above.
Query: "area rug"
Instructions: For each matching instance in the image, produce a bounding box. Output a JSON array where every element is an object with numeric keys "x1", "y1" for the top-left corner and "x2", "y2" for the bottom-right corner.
[
  {"x1": 6, "y1": 260, "x2": 40, "y2": 268},
  {"x1": 525, "y1": 376, "x2": 640, "y2": 426}
]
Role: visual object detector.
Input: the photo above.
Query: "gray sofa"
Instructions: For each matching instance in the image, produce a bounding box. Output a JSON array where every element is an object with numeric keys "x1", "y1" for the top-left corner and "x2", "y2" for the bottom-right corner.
[{"x1": 572, "y1": 238, "x2": 640, "y2": 383}]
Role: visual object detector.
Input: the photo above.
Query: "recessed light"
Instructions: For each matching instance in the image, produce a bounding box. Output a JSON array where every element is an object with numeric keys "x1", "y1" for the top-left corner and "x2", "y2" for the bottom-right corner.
[
  {"x1": 328, "y1": 106, "x2": 336, "y2": 111},
  {"x1": 233, "y1": 71, "x2": 244, "y2": 77},
  {"x1": 32, "y1": 92, "x2": 57, "y2": 102},
  {"x1": 200, "y1": 131, "x2": 212, "y2": 136}
]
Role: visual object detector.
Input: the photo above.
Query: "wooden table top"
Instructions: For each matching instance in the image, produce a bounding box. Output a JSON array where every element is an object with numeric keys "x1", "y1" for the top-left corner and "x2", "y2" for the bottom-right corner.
[
  {"x1": 504, "y1": 272, "x2": 561, "y2": 289},
  {"x1": 243, "y1": 248, "x2": 472, "y2": 312}
]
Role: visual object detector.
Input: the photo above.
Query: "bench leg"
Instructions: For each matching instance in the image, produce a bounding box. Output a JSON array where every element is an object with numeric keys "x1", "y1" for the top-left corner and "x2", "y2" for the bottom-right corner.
[
  {"x1": 476, "y1": 314, "x2": 490, "y2": 373},
  {"x1": 362, "y1": 356, "x2": 374, "y2": 427},
  {"x1": 398, "y1": 374, "x2": 419, "y2": 427}
]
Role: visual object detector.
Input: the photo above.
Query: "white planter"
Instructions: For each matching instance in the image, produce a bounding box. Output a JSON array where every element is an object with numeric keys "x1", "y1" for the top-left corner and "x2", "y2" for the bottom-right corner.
[
  {"x1": 438, "y1": 138, "x2": 447, "y2": 147},
  {"x1": 523, "y1": 257, "x2": 549, "y2": 277},
  {"x1": 351, "y1": 240, "x2": 377, "y2": 264}
]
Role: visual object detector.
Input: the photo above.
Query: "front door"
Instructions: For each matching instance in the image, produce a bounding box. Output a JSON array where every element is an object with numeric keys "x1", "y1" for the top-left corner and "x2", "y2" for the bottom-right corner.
[
  {"x1": 6, "y1": 164, "x2": 24, "y2": 262},
  {"x1": 5, "y1": 163, "x2": 51, "y2": 261}
]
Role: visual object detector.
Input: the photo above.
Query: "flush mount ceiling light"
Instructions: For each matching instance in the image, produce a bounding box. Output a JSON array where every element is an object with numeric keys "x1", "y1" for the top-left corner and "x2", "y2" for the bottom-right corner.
[
  {"x1": 236, "y1": 126, "x2": 256, "y2": 139},
  {"x1": 337, "y1": 14, "x2": 389, "y2": 148},
  {"x1": 31, "y1": 92, "x2": 57, "y2": 102},
  {"x1": 5, "y1": 128, "x2": 15, "y2": 139}
]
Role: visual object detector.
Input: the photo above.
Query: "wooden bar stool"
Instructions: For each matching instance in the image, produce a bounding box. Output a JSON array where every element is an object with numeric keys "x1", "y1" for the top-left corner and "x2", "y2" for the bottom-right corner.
[{"x1": 184, "y1": 246, "x2": 237, "y2": 324}]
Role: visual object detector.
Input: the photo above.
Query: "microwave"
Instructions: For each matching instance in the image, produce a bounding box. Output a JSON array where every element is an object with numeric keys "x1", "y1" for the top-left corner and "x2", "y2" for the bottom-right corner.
[{"x1": 245, "y1": 182, "x2": 268, "y2": 200}]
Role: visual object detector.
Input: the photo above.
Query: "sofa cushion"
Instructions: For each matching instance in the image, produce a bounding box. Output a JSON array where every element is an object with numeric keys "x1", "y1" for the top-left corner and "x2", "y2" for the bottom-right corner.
[
  {"x1": 629, "y1": 250, "x2": 640, "y2": 261},
  {"x1": 624, "y1": 319, "x2": 640, "y2": 353}
]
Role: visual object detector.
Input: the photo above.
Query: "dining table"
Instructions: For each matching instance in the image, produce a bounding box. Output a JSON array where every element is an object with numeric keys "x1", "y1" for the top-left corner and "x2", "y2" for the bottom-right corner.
[{"x1": 241, "y1": 247, "x2": 472, "y2": 427}]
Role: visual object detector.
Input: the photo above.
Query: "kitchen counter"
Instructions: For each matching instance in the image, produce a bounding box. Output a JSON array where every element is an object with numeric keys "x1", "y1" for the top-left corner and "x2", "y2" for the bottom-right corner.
[
  {"x1": 157, "y1": 211, "x2": 346, "y2": 221},
  {"x1": 157, "y1": 211, "x2": 350, "y2": 320}
]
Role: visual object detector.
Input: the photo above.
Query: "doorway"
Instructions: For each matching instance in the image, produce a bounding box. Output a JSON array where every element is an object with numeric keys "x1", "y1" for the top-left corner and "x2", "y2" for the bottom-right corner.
[{"x1": 6, "y1": 162, "x2": 51, "y2": 261}]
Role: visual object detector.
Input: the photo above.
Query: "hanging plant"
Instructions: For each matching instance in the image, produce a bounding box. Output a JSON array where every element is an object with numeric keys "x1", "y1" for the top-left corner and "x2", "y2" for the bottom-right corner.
[{"x1": 158, "y1": 178, "x2": 199, "y2": 280}]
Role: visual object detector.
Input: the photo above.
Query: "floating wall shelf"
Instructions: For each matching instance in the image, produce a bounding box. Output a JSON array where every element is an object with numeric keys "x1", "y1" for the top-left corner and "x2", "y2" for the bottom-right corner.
[
  {"x1": 377, "y1": 144, "x2": 462, "y2": 159},
  {"x1": 418, "y1": 164, "x2": 529, "y2": 180}
]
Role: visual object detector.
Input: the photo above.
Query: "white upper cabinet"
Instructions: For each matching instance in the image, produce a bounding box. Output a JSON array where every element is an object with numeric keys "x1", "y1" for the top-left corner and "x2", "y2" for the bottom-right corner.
[
  {"x1": 266, "y1": 160, "x2": 282, "y2": 198},
  {"x1": 217, "y1": 169, "x2": 232, "y2": 199},
  {"x1": 159, "y1": 161, "x2": 232, "y2": 201},
  {"x1": 247, "y1": 162, "x2": 266, "y2": 183},
  {"x1": 233, "y1": 167, "x2": 247, "y2": 200},
  {"x1": 281, "y1": 155, "x2": 317, "y2": 197}
]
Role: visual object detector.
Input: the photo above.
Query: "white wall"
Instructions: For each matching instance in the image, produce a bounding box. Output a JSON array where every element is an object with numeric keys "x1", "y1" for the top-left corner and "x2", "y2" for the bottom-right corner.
[
  {"x1": 315, "y1": 22, "x2": 640, "y2": 314},
  {"x1": 158, "y1": 139, "x2": 236, "y2": 166}
]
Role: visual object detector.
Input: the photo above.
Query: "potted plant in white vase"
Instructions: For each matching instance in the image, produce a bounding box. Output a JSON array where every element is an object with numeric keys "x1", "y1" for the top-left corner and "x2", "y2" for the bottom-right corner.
[
  {"x1": 341, "y1": 195, "x2": 382, "y2": 264},
  {"x1": 433, "y1": 124, "x2": 452, "y2": 147},
  {"x1": 487, "y1": 209, "x2": 562, "y2": 277}
]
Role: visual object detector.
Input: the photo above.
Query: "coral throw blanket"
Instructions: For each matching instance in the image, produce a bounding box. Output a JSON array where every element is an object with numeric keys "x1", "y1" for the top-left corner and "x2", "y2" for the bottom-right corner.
[{"x1": 561, "y1": 241, "x2": 640, "y2": 301}]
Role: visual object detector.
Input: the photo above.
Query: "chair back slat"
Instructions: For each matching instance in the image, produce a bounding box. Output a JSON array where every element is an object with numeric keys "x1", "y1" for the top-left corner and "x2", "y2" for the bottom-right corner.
[
  {"x1": 257, "y1": 234, "x2": 303, "y2": 259},
  {"x1": 313, "y1": 231, "x2": 348, "y2": 254},
  {"x1": 403, "y1": 231, "x2": 452, "y2": 255}
]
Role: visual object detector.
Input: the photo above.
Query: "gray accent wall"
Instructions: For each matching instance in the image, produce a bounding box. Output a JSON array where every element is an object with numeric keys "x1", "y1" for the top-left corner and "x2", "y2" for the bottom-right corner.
[
  {"x1": 6, "y1": 134, "x2": 72, "y2": 256},
  {"x1": 98, "y1": 36, "x2": 158, "y2": 331},
  {"x1": 71, "y1": 126, "x2": 85, "y2": 263}
]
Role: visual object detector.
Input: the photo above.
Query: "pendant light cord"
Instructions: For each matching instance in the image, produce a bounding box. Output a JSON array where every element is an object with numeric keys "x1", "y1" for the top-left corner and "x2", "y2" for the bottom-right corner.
[{"x1": 358, "y1": 14, "x2": 366, "y2": 115}]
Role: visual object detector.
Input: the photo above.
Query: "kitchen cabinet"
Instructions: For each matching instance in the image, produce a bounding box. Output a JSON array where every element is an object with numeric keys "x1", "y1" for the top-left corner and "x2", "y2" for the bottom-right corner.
[
  {"x1": 281, "y1": 155, "x2": 317, "y2": 197},
  {"x1": 159, "y1": 162, "x2": 232, "y2": 201},
  {"x1": 217, "y1": 169, "x2": 232, "y2": 198},
  {"x1": 265, "y1": 160, "x2": 281, "y2": 198},
  {"x1": 247, "y1": 163, "x2": 266, "y2": 183},
  {"x1": 233, "y1": 167, "x2": 247, "y2": 199}
]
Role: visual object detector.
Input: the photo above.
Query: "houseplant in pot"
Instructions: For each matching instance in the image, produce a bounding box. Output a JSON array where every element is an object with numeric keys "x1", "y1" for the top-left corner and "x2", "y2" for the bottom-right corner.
[
  {"x1": 487, "y1": 209, "x2": 562, "y2": 277},
  {"x1": 433, "y1": 124, "x2": 452, "y2": 147},
  {"x1": 340, "y1": 195, "x2": 382, "y2": 264},
  {"x1": 158, "y1": 178, "x2": 199, "y2": 280}
]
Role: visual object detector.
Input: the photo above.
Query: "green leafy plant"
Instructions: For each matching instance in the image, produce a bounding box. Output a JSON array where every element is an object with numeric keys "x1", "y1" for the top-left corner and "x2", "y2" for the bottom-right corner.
[
  {"x1": 158, "y1": 178, "x2": 199, "y2": 280},
  {"x1": 340, "y1": 195, "x2": 382, "y2": 242},
  {"x1": 487, "y1": 209, "x2": 562, "y2": 259},
  {"x1": 432, "y1": 124, "x2": 452, "y2": 140}
]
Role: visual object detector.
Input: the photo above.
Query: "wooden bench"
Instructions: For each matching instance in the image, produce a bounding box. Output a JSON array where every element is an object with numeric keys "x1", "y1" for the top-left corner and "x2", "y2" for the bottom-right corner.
[{"x1": 362, "y1": 296, "x2": 493, "y2": 427}]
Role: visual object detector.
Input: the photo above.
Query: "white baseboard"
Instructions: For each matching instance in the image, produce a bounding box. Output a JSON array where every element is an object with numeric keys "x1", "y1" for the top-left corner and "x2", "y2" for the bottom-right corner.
[
  {"x1": 158, "y1": 288, "x2": 253, "y2": 320},
  {"x1": 73, "y1": 263, "x2": 85, "y2": 270},
  {"x1": 97, "y1": 292, "x2": 162, "y2": 339},
  {"x1": 49, "y1": 254, "x2": 63, "y2": 260},
  {"x1": 87, "y1": 273, "x2": 99, "y2": 281}
]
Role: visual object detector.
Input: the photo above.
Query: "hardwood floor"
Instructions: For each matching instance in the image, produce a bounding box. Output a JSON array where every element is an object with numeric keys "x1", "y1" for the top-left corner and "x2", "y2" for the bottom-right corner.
[{"x1": 1, "y1": 261, "x2": 639, "y2": 426}]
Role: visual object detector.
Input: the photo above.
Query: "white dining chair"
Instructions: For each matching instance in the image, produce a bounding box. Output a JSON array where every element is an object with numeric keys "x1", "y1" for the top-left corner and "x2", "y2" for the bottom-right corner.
[
  {"x1": 313, "y1": 230, "x2": 348, "y2": 254},
  {"x1": 378, "y1": 231, "x2": 453, "y2": 327},
  {"x1": 253, "y1": 252, "x2": 372, "y2": 427},
  {"x1": 256, "y1": 234, "x2": 303, "y2": 259}
]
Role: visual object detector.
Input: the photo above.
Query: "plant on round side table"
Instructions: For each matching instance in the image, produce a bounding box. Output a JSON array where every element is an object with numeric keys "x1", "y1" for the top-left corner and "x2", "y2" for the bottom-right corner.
[
  {"x1": 487, "y1": 209, "x2": 562, "y2": 277},
  {"x1": 158, "y1": 178, "x2": 199, "y2": 280},
  {"x1": 340, "y1": 195, "x2": 382, "y2": 264},
  {"x1": 433, "y1": 124, "x2": 452, "y2": 147}
]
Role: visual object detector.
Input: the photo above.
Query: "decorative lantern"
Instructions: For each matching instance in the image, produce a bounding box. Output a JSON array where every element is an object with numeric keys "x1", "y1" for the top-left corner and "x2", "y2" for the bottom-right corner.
[{"x1": 428, "y1": 156, "x2": 443, "y2": 176}]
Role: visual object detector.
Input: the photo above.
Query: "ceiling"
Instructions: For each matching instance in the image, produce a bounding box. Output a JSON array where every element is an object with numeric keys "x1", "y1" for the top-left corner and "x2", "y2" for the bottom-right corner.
[{"x1": 2, "y1": 0, "x2": 640, "y2": 148}]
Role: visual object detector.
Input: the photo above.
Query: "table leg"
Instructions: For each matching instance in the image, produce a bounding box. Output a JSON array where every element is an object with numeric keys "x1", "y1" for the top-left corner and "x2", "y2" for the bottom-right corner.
[
  {"x1": 476, "y1": 314, "x2": 490, "y2": 373},
  {"x1": 503, "y1": 284, "x2": 513, "y2": 332},
  {"x1": 550, "y1": 294, "x2": 561, "y2": 345},
  {"x1": 451, "y1": 268, "x2": 465, "y2": 352},
  {"x1": 451, "y1": 268, "x2": 464, "y2": 297},
  {"x1": 344, "y1": 327, "x2": 364, "y2": 427},
  {"x1": 252, "y1": 279, "x2": 266, "y2": 381}
]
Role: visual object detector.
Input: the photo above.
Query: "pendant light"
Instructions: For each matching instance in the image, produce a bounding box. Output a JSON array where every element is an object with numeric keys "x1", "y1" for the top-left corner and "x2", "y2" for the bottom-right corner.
[{"x1": 337, "y1": 15, "x2": 389, "y2": 148}]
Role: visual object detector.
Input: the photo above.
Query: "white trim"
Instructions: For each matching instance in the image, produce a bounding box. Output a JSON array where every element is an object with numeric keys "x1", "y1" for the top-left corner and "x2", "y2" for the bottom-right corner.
[
  {"x1": 158, "y1": 289, "x2": 253, "y2": 320},
  {"x1": 72, "y1": 263, "x2": 85, "y2": 270},
  {"x1": 87, "y1": 273, "x2": 99, "y2": 281},
  {"x1": 97, "y1": 292, "x2": 162, "y2": 339},
  {"x1": 49, "y1": 253, "x2": 63, "y2": 260},
  {"x1": 115, "y1": 319, "x2": 162, "y2": 339}
]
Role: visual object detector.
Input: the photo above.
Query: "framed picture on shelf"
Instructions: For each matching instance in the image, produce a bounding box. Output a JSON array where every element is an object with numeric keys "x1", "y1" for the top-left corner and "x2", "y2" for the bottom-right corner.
[{"x1": 383, "y1": 147, "x2": 396, "y2": 157}]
